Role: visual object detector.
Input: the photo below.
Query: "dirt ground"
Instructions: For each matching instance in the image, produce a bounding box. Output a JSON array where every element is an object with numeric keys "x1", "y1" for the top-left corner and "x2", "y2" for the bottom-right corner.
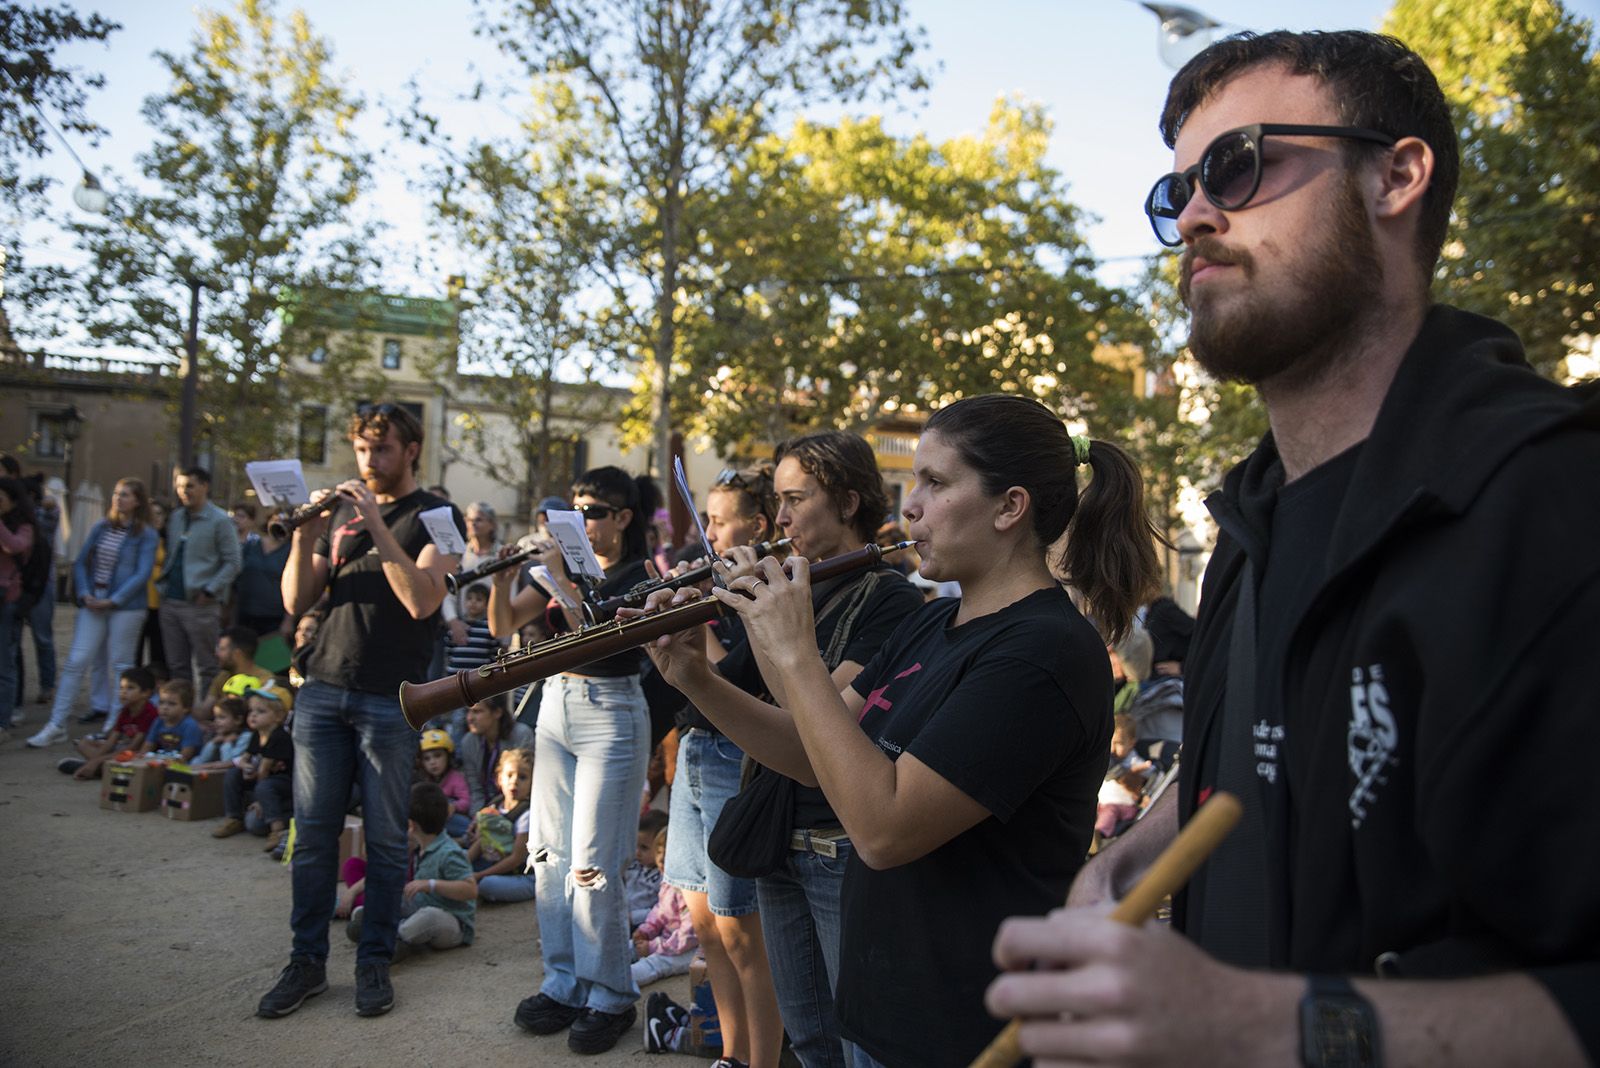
[{"x1": 0, "y1": 605, "x2": 693, "y2": 1067}]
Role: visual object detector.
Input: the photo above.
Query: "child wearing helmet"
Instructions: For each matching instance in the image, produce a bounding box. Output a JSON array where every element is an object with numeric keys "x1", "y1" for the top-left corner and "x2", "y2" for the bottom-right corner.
[{"x1": 416, "y1": 728, "x2": 471, "y2": 839}]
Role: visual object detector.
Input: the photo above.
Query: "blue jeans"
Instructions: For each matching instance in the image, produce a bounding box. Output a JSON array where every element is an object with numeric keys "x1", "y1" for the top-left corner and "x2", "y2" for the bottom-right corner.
[
  {"x1": 757, "y1": 839, "x2": 853, "y2": 1068},
  {"x1": 531, "y1": 672, "x2": 649, "y2": 1014},
  {"x1": 288, "y1": 680, "x2": 418, "y2": 966},
  {"x1": 45, "y1": 605, "x2": 144, "y2": 731},
  {"x1": 26, "y1": 592, "x2": 55, "y2": 692},
  {"x1": 0, "y1": 600, "x2": 17, "y2": 728},
  {"x1": 479, "y1": 872, "x2": 538, "y2": 902},
  {"x1": 664, "y1": 728, "x2": 759, "y2": 915}
]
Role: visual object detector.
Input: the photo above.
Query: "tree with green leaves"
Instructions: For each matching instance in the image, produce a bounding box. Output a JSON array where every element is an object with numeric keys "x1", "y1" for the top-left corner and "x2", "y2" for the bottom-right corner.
[
  {"x1": 0, "y1": 2, "x2": 118, "y2": 345},
  {"x1": 408, "y1": 80, "x2": 621, "y2": 516},
  {"x1": 69, "y1": 0, "x2": 378, "y2": 487},
  {"x1": 674, "y1": 102, "x2": 1152, "y2": 459},
  {"x1": 476, "y1": 0, "x2": 927, "y2": 475},
  {"x1": 1385, "y1": 0, "x2": 1600, "y2": 378}
]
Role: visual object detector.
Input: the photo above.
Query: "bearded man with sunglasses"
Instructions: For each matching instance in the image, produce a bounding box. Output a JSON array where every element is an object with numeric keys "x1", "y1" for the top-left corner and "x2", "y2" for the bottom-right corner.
[
  {"x1": 986, "y1": 30, "x2": 1598, "y2": 1067},
  {"x1": 257, "y1": 403, "x2": 465, "y2": 1021}
]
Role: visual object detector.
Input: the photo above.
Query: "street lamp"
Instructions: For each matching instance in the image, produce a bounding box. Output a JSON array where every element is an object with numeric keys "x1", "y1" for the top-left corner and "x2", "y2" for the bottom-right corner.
[{"x1": 1136, "y1": 2, "x2": 1224, "y2": 70}]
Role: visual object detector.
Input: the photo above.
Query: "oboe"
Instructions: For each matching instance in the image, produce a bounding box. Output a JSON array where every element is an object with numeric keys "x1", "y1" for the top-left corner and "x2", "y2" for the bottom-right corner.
[
  {"x1": 267, "y1": 491, "x2": 343, "y2": 540},
  {"x1": 445, "y1": 543, "x2": 542, "y2": 595},
  {"x1": 591, "y1": 537, "x2": 792, "y2": 616}
]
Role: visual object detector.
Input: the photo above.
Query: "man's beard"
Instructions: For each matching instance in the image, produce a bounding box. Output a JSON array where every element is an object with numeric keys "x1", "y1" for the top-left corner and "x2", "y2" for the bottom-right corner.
[
  {"x1": 364, "y1": 469, "x2": 403, "y2": 496},
  {"x1": 1180, "y1": 173, "x2": 1384, "y2": 390}
]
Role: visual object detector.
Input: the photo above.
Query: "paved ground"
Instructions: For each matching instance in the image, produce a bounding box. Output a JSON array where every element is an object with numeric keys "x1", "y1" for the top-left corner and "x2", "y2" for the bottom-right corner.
[{"x1": 0, "y1": 604, "x2": 693, "y2": 1067}]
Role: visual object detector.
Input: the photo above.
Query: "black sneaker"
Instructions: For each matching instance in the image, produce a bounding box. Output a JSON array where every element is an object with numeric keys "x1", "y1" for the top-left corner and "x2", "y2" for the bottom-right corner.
[
  {"x1": 515, "y1": 992, "x2": 582, "y2": 1035},
  {"x1": 568, "y1": 1005, "x2": 637, "y2": 1055},
  {"x1": 644, "y1": 991, "x2": 688, "y2": 1053},
  {"x1": 56, "y1": 757, "x2": 86, "y2": 775},
  {"x1": 345, "y1": 906, "x2": 363, "y2": 944},
  {"x1": 256, "y1": 958, "x2": 328, "y2": 1018},
  {"x1": 354, "y1": 961, "x2": 394, "y2": 1017}
]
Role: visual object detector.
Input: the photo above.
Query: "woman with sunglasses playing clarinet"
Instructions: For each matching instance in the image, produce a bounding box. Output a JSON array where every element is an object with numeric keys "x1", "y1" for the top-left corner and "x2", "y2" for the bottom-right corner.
[
  {"x1": 486, "y1": 465, "x2": 655, "y2": 1055},
  {"x1": 643, "y1": 396, "x2": 1161, "y2": 1067}
]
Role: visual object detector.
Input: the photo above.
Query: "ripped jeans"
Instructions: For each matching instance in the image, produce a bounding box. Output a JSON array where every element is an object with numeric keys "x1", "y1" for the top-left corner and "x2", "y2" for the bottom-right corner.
[{"x1": 531, "y1": 672, "x2": 649, "y2": 1015}]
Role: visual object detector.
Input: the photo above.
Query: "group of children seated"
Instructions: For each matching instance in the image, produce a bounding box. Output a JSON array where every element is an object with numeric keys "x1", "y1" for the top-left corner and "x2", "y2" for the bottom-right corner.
[{"x1": 57, "y1": 674, "x2": 698, "y2": 982}]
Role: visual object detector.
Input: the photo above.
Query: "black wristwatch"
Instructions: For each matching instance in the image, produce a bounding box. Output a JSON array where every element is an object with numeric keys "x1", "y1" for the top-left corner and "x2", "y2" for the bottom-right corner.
[{"x1": 1300, "y1": 974, "x2": 1383, "y2": 1068}]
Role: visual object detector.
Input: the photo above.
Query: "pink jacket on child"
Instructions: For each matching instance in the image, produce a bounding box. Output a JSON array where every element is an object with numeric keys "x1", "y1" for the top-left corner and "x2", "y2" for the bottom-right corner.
[
  {"x1": 439, "y1": 768, "x2": 471, "y2": 815},
  {"x1": 635, "y1": 882, "x2": 697, "y2": 957}
]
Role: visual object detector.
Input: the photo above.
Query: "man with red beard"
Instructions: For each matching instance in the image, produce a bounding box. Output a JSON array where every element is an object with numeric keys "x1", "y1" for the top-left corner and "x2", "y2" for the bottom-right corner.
[
  {"x1": 986, "y1": 30, "x2": 1599, "y2": 1067},
  {"x1": 257, "y1": 403, "x2": 464, "y2": 1021}
]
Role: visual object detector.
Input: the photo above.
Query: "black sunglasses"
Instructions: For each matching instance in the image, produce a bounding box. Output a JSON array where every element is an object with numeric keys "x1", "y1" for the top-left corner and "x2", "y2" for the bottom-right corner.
[
  {"x1": 574, "y1": 503, "x2": 618, "y2": 520},
  {"x1": 1145, "y1": 123, "x2": 1396, "y2": 246}
]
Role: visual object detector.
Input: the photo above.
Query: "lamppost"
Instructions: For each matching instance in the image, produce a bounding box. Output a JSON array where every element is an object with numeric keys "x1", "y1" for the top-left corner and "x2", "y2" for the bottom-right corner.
[
  {"x1": 179, "y1": 276, "x2": 206, "y2": 467},
  {"x1": 59, "y1": 404, "x2": 85, "y2": 494},
  {"x1": 1134, "y1": 2, "x2": 1225, "y2": 70}
]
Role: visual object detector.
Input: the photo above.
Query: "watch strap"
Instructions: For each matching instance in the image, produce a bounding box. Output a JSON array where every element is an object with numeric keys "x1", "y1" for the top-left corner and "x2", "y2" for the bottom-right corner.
[{"x1": 1300, "y1": 974, "x2": 1383, "y2": 1068}]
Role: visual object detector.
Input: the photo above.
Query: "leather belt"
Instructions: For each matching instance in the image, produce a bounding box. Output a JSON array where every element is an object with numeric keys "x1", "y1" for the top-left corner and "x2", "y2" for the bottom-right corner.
[{"x1": 789, "y1": 828, "x2": 848, "y2": 859}]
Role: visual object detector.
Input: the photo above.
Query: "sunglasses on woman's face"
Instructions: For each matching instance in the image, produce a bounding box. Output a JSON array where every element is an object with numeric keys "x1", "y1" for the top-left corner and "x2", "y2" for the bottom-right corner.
[
  {"x1": 574, "y1": 503, "x2": 617, "y2": 521},
  {"x1": 1144, "y1": 123, "x2": 1396, "y2": 247}
]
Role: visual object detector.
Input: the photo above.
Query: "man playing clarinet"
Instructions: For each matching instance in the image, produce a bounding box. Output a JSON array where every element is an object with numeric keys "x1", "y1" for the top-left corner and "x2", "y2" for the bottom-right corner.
[
  {"x1": 987, "y1": 29, "x2": 1599, "y2": 1067},
  {"x1": 257, "y1": 402, "x2": 464, "y2": 1020}
]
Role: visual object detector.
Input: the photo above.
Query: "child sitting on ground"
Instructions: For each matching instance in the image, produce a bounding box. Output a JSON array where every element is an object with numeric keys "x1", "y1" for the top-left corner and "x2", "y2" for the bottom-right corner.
[
  {"x1": 631, "y1": 825, "x2": 697, "y2": 987},
  {"x1": 215, "y1": 681, "x2": 294, "y2": 852},
  {"x1": 191, "y1": 696, "x2": 251, "y2": 770},
  {"x1": 627, "y1": 809, "x2": 670, "y2": 926},
  {"x1": 58, "y1": 666, "x2": 158, "y2": 780},
  {"x1": 348, "y1": 782, "x2": 477, "y2": 959},
  {"x1": 415, "y1": 729, "x2": 471, "y2": 839},
  {"x1": 468, "y1": 747, "x2": 534, "y2": 903},
  {"x1": 145, "y1": 678, "x2": 205, "y2": 760}
]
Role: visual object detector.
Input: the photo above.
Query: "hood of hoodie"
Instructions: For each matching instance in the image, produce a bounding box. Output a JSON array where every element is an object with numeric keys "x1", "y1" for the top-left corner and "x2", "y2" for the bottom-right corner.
[{"x1": 1208, "y1": 304, "x2": 1597, "y2": 572}]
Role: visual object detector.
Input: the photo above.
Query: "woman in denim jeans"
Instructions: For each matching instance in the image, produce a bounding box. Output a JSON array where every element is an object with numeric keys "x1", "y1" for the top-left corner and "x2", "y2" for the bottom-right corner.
[
  {"x1": 28, "y1": 478, "x2": 159, "y2": 747},
  {"x1": 489, "y1": 466, "x2": 653, "y2": 1056}
]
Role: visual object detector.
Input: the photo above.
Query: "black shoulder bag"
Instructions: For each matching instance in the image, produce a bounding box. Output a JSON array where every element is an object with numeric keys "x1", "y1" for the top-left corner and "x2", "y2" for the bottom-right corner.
[{"x1": 706, "y1": 571, "x2": 884, "y2": 878}]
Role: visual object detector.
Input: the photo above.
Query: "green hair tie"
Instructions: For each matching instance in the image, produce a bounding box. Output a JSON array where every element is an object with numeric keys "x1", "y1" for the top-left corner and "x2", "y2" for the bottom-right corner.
[{"x1": 1071, "y1": 435, "x2": 1091, "y2": 466}]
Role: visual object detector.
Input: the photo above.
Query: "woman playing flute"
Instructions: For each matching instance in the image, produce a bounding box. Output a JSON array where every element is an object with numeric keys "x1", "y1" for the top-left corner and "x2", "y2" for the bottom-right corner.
[{"x1": 643, "y1": 395, "x2": 1161, "y2": 1067}]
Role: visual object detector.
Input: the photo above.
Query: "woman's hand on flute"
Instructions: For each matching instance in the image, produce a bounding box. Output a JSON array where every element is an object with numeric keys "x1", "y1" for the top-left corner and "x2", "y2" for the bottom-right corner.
[
  {"x1": 711, "y1": 555, "x2": 818, "y2": 672},
  {"x1": 631, "y1": 586, "x2": 714, "y2": 690},
  {"x1": 718, "y1": 544, "x2": 763, "y2": 584}
]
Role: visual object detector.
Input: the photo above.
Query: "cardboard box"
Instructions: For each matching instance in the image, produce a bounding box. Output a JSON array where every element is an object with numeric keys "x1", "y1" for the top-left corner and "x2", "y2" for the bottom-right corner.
[
  {"x1": 160, "y1": 765, "x2": 226, "y2": 821},
  {"x1": 101, "y1": 760, "x2": 164, "y2": 813},
  {"x1": 684, "y1": 953, "x2": 722, "y2": 1057}
]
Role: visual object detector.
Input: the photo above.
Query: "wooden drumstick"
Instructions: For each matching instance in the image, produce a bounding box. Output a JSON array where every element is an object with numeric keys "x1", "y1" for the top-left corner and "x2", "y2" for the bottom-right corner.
[{"x1": 968, "y1": 791, "x2": 1244, "y2": 1068}]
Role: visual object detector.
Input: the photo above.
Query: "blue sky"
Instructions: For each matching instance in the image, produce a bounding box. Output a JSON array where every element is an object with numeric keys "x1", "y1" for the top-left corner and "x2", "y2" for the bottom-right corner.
[{"x1": 26, "y1": 0, "x2": 1600, "y2": 305}]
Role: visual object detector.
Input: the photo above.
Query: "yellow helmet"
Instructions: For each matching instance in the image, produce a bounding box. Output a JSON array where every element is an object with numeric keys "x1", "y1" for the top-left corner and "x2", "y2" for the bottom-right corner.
[
  {"x1": 420, "y1": 729, "x2": 455, "y2": 755},
  {"x1": 222, "y1": 673, "x2": 262, "y2": 697}
]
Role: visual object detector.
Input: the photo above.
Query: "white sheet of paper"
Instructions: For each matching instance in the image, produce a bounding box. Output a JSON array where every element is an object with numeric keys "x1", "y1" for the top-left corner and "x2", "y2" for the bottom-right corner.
[
  {"x1": 244, "y1": 460, "x2": 309, "y2": 511},
  {"x1": 527, "y1": 565, "x2": 582, "y2": 613},
  {"x1": 418, "y1": 505, "x2": 466, "y2": 556},
  {"x1": 543, "y1": 509, "x2": 605, "y2": 580}
]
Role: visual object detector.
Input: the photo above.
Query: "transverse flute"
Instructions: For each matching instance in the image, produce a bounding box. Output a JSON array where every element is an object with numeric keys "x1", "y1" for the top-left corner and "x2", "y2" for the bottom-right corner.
[{"x1": 399, "y1": 540, "x2": 909, "y2": 729}]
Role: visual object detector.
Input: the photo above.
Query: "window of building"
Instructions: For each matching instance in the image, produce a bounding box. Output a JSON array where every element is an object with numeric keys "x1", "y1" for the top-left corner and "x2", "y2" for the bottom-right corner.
[
  {"x1": 309, "y1": 346, "x2": 327, "y2": 364},
  {"x1": 31, "y1": 410, "x2": 72, "y2": 459},
  {"x1": 299, "y1": 406, "x2": 328, "y2": 466},
  {"x1": 382, "y1": 339, "x2": 402, "y2": 370}
]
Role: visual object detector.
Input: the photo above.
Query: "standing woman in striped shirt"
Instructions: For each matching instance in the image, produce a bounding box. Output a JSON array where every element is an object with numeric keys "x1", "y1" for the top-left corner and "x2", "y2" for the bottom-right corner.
[{"x1": 27, "y1": 478, "x2": 159, "y2": 747}]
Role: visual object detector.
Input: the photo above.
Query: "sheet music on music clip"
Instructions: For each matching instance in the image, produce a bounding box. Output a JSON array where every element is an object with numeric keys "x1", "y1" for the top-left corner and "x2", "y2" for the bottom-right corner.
[
  {"x1": 543, "y1": 509, "x2": 606, "y2": 581},
  {"x1": 244, "y1": 460, "x2": 309, "y2": 511}
]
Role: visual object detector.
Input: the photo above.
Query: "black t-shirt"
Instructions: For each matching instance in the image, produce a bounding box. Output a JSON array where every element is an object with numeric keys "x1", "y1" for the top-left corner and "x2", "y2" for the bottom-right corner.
[
  {"x1": 248, "y1": 725, "x2": 295, "y2": 778},
  {"x1": 299, "y1": 489, "x2": 464, "y2": 694},
  {"x1": 716, "y1": 565, "x2": 922, "y2": 829},
  {"x1": 834, "y1": 585, "x2": 1111, "y2": 1067},
  {"x1": 1188, "y1": 443, "x2": 1362, "y2": 967},
  {"x1": 564, "y1": 556, "x2": 652, "y2": 677}
]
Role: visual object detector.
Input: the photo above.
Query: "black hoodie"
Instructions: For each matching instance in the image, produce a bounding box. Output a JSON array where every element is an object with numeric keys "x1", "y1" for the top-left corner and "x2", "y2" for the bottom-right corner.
[{"x1": 1177, "y1": 305, "x2": 1600, "y2": 1057}]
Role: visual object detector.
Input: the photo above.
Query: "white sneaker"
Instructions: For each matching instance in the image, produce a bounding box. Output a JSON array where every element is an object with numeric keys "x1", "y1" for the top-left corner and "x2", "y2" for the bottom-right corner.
[{"x1": 27, "y1": 725, "x2": 68, "y2": 748}]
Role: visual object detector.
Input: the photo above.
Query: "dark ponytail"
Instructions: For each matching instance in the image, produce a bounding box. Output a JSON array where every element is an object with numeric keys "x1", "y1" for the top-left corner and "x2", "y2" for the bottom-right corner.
[
  {"x1": 1061, "y1": 439, "x2": 1163, "y2": 642},
  {"x1": 924, "y1": 395, "x2": 1161, "y2": 641}
]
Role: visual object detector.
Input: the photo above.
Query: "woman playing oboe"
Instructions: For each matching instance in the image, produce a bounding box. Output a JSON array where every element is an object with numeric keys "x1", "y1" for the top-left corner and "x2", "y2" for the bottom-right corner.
[{"x1": 644, "y1": 395, "x2": 1161, "y2": 1067}]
